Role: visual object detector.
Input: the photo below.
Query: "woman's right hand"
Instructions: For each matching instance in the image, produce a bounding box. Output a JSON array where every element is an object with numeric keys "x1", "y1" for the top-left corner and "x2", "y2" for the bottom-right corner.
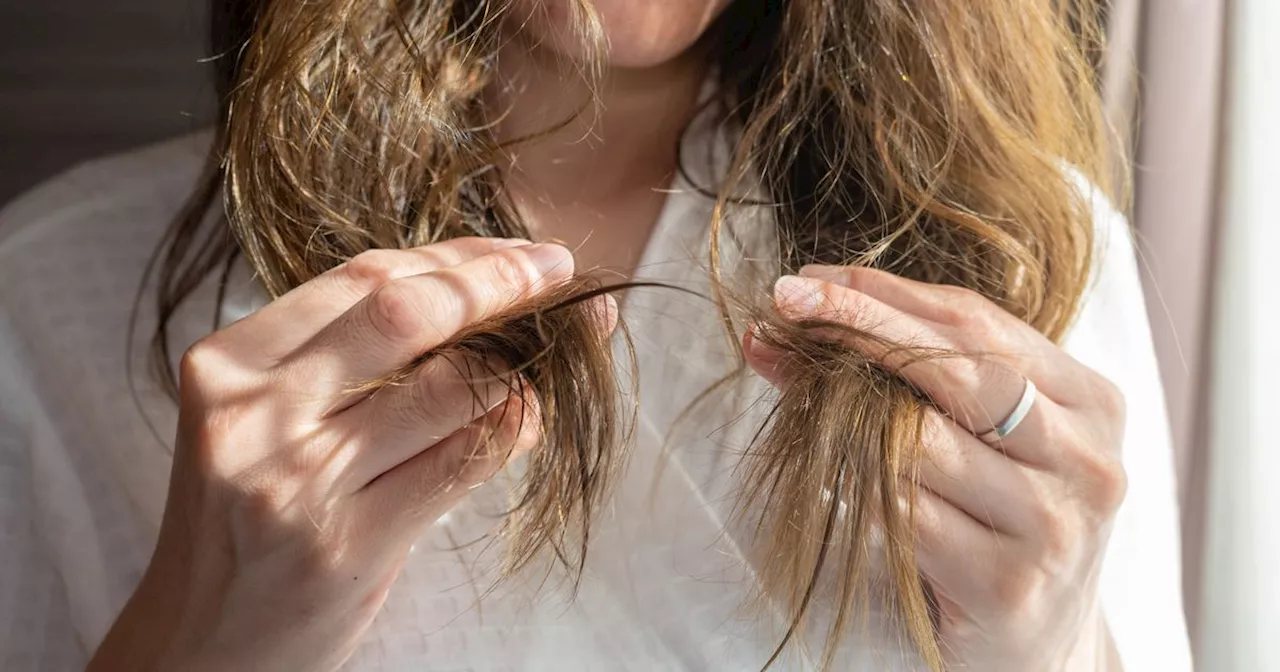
[{"x1": 89, "y1": 238, "x2": 596, "y2": 672}]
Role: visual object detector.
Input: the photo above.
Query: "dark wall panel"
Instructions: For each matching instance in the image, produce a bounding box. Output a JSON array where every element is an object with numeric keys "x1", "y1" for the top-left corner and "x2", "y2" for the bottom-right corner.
[{"x1": 0, "y1": 1, "x2": 215, "y2": 203}]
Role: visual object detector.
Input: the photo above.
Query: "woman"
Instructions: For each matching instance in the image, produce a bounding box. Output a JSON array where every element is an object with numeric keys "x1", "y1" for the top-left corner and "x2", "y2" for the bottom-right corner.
[{"x1": 0, "y1": 0, "x2": 1192, "y2": 670}]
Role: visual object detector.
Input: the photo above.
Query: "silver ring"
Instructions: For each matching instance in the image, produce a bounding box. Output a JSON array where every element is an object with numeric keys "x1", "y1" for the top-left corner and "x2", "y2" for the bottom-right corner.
[{"x1": 978, "y1": 378, "x2": 1037, "y2": 444}]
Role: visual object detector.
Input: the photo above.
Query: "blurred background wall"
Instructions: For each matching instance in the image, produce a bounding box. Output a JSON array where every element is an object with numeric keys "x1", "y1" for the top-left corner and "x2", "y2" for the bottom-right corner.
[{"x1": 0, "y1": 0, "x2": 213, "y2": 203}]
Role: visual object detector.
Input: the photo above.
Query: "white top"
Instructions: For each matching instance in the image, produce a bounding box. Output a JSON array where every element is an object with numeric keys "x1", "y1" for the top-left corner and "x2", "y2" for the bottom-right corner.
[{"x1": 0, "y1": 130, "x2": 1193, "y2": 671}]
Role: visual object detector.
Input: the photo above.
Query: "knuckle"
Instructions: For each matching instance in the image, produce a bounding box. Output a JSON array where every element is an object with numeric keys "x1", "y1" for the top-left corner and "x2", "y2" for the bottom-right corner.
[
  {"x1": 937, "y1": 287, "x2": 1001, "y2": 333},
  {"x1": 409, "y1": 358, "x2": 470, "y2": 416},
  {"x1": 1025, "y1": 486, "x2": 1058, "y2": 532},
  {"x1": 414, "y1": 355, "x2": 481, "y2": 414},
  {"x1": 178, "y1": 338, "x2": 230, "y2": 396},
  {"x1": 388, "y1": 360, "x2": 477, "y2": 433},
  {"x1": 367, "y1": 280, "x2": 428, "y2": 342},
  {"x1": 938, "y1": 357, "x2": 987, "y2": 400},
  {"x1": 1018, "y1": 474, "x2": 1079, "y2": 560},
  {"x1": 1036, "y1": 510, "x2": 1074, "y2": 560},
  {"x1": 489, "y1": 249, "x2": 535, "y2": 291},
  {"x1": 830, "y1": 266, "x2": 870, "y2": 290},
  {"x1": 992, "y1": 565, "x2": 1040, "y2": 611},
  {"x1": 951, "y1": 285, "x2": 988, "y2": 308},
  {"x1": 1079, "y1": 450, "x2": 1129, "y2": 513},
  {"x1": 450, "y1": 237, "x2": 507, "y2": 257},
  {"x1": 937, "y1": 358, "x2": 1019, "y2": 429},
  {"x1": 343, "y1": 249, "x2": 401, "y2": 291},
  {"x1": 390, "y1": 357, "x2": 511, "y2": 434},
  {"x1": 1091, "y1": 374, "x2": 1128, "y2": 425},
  {"x1": 933, "y1": 286, "x2": 985, "y2": 324}
]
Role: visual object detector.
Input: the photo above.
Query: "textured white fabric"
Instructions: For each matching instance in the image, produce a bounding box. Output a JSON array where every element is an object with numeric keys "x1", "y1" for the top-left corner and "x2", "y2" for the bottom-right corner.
[{"x1": 0, "y1": 130, "x2": 1192, "y2": 670}]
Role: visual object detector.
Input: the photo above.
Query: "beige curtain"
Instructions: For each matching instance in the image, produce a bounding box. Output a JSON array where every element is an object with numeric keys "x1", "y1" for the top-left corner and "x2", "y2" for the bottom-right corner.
[{"x1": 1106, "y1": 0, "x2": 1231, "y2": 663}]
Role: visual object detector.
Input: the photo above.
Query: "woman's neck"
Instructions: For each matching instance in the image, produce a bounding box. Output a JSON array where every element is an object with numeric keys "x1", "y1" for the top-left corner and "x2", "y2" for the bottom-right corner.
[{"x1": 487, "y1": 37, "x2": 710, "y2": 275}]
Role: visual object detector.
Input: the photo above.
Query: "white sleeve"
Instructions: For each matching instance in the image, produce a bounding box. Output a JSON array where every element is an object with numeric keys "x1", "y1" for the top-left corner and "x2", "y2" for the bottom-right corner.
[
  {"x1": 0, "y1": 316, "x2": 89, "y2": 670},
  {"x1": 1062, "y1": 198, "x2": 1194, "y2": 672}
]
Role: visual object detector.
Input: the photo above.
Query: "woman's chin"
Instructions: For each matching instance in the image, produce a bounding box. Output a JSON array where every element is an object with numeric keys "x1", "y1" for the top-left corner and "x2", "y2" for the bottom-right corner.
[{"x1": 511, "y1": 0, "x2": 731, "y2": 71}]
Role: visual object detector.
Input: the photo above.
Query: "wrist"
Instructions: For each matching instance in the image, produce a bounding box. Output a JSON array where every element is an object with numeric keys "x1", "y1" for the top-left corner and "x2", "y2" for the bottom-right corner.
[
  {"x1": 88, "y1": 578, "x2": 182, "y2": 671},
  {"x1": 88, "y1": 547, "x2": 208, "y2": 671}
]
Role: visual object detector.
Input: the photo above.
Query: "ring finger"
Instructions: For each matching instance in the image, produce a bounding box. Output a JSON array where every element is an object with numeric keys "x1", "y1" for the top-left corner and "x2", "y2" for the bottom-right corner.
[
  {"x1": 773, "y1": 276, "x2": 1065, "y2": 468},
  {"x1": 916, "y1": 409, "x2": 1053, "y2": 537}
]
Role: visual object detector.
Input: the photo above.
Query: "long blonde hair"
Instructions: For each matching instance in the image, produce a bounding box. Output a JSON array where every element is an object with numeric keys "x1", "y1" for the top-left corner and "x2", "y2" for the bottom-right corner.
[{"x1": 145, "y1": 0, "x2": 1114, "y2": 668}]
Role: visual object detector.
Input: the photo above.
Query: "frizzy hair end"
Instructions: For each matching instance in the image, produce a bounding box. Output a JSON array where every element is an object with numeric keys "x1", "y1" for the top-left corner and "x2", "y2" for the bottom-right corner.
[{"x1": 348, "y1": 277, "x2": 637, "y2": 584}]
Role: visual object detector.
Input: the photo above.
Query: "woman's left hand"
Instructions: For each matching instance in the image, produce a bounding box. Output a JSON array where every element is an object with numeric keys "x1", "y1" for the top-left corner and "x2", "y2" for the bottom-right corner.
[{"x1": 744, "y1": 265, "x2": 1128, "y2": 672}]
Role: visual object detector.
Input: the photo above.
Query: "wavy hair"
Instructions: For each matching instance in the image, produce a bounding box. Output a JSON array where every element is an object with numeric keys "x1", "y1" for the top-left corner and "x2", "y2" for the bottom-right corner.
[{"x1": 144, "y1": 0, "x2": 1114, "y2": 668}]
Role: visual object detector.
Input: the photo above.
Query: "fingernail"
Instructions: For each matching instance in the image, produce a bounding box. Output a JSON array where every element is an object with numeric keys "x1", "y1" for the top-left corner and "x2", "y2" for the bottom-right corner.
[
  {"x1": 522, "y1": 243, "x2": 573, "y2": 274},
  {"x1": 798, "y1": 264, "x2": 846, "y2": 283},
  {"x1": 743, "y1": 325, "x2": 786, "y2": 383},
  {"x1": 583, "y1": 293, "x2": 620, "y2": 335},
  {"x1": 601, "y1": 294, "x2": 620, "y2": 334},
  {"x1": 774, "y1": 275, "x2": 825, "y2": 315},
  {"x1": 493, "y1": 238, "x2": 533, "y2": 248}
]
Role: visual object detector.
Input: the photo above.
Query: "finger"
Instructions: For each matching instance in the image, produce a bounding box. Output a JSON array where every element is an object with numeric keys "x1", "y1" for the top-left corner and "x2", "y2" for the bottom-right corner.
[
  {"x1": 354, "y1": 394, "x2": 541, "y2": 537},
  {"x1": 596, "y1": 293, "x2": 621, "y2": 335},
  {"x1": 772, "y1": 275, "x2": 1070, "y2": 467},
  {"x1": 746, "y1": 317, "x2": 1070, "y2": 472},
  {"x1": 284, "y1": 243, "x2": 575, "y2": 407},
  {"x1": 908, "y1": 483, "x2": 1006, "y2": 614},
  {"x1": 915, "y1": 409, "x2": 1053, "y2": 536},
  {"x1": 217, "y1": 237, "x2": 532, "y2": 365},
  {"x1": 742, "y1": 326, "x2": 787, "y2": 387},
  {"x1": 795, "y1": 267, "x2": 1090, "y2": 405},
  {"x1": 800, "y1": 265, "x2": 967, "y2": 322},
  {"x1": 336, "y1": 353, "x2": 525, "y2": 489}
]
